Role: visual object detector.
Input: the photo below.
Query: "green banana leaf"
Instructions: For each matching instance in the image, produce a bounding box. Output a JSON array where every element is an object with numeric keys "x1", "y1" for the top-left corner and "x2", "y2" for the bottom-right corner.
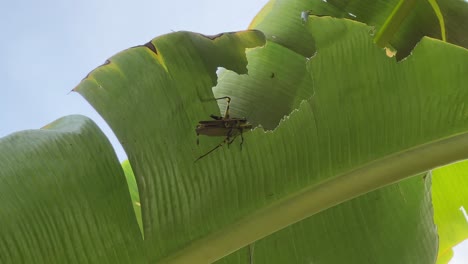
[
  {"x1": 0, "y1": 116, "x2": 145, "y2": 263},
  {"x1": 248, "y1": 0, "x2": 468, "y2": 262},
  {"x1": 74, "y1": 15, "x2": 468, "y2": 264},
  {"x1": 215, "y1": 173, "x2": 434, "y2": 264},
  {"x1": 433, "y1": 161, "x2": 468, "y2": 263},
  {"x1": 250, "y1": 0, "x2": 468, "y2": 59},
  {"x1": 216, "y1": 14, "x2": 468, "y2": 263},
  {"x1": 75, "y1": 30, "x2": 267, "y2": 262},
  {"x1": 2, "y1": 0, "x2": 468, "y2": 263}
]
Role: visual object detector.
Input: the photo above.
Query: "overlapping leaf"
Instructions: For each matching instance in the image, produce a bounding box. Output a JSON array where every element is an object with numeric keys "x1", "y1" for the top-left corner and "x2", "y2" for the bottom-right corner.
[
  {"x1": 433, "y1": 161, "x2": 468, "y2": 263},
  {"x1": 250, "y1": 0, "x2": 468, "y2": 59},
  {"x1": 0, "y1": 115, "x2": 145, "y2": 263}
]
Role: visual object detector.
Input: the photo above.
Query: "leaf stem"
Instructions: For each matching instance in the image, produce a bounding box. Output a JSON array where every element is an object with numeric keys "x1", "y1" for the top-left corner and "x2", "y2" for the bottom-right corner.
[
  {"x1": 426, "y1": 0, "x2": 446, "y2": 42},
  {"x1": 374, "y1": 0, "x2": 418, "y2": 48}
]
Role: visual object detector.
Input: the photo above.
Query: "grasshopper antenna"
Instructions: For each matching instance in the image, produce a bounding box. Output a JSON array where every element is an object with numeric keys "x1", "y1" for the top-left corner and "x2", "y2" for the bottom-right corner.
[
  {"x1": 194, "y1": 140, "x2": 226, "y2": 162},
  {"x1": 194, "y1": 135, "x2": 240, "y2": 162}
]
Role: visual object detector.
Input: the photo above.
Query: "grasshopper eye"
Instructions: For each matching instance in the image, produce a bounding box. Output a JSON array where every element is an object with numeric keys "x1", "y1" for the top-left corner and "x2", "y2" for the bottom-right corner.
[{"x1": 195, "y1": 97, "x2": 252, "y2": 162}]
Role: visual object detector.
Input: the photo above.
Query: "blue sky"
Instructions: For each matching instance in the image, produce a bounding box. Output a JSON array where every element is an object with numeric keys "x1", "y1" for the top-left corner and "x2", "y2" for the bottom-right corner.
[
  {"x1": 1, "y1": 0, "x2": 268, "y2": 161},
  {"x1": 1, "y1": 0, "x2": 467, "y2": 262}
]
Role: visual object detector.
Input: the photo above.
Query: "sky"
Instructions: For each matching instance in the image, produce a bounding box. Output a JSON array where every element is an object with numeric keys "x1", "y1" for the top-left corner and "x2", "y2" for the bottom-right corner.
[
  {"x1": 1, "y1": 0, "x2": 467, "y2": 262},
  {"x1": 1, "y1": 0, "x2": 268, "y2": 161}
]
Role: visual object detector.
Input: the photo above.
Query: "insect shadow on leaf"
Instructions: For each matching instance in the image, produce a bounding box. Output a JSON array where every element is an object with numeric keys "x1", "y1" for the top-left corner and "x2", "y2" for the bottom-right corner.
[{"x1": 195, "y1": 96, "x2": 252, "y2": 162}]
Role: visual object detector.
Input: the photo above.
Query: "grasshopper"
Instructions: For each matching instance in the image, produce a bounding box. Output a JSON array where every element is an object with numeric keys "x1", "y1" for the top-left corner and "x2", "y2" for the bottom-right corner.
[{"x1": 195, "y1": 96, "x2": 252, "y2": 161}]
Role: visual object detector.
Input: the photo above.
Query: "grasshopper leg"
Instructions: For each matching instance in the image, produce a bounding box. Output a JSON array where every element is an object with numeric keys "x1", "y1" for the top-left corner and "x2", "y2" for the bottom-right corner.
[
  {"x1": 214, "y1": 96, "x2": 231, "y2": 119},
  {"x1": 227, "y1": 135, "x2": 238, "y2": 146},
  {"x1": 210, "y1": 114, "x2": 223, "y2": 120},
  {"x1": 226, "y1": 128, "x2": 234, "y2": 149},
  {"x1": 239, "y1": 129, "x2": 244, "y2": 150}
]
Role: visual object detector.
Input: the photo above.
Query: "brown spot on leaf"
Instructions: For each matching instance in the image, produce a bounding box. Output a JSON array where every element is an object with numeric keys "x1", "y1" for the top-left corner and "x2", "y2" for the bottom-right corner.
[{"x1": 144, "y1": 41, "x2": 158, "y2": 54}]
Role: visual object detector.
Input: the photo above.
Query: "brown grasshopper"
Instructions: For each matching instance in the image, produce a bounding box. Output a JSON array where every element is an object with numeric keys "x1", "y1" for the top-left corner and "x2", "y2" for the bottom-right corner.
[{"x1": 195, "y1": 96, "x2": 252, "y2": 161}]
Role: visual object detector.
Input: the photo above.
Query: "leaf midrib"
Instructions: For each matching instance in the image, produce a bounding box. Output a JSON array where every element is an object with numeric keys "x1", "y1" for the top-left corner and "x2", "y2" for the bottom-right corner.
[{"x1": 157, "y1": 131, "x2": 468, "y2": 264}]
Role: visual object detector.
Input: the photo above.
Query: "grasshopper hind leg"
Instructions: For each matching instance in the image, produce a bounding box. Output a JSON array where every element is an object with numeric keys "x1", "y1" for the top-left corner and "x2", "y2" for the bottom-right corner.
[{"x1": 239, "y1": 129, "x2": 244, "y2": 150}]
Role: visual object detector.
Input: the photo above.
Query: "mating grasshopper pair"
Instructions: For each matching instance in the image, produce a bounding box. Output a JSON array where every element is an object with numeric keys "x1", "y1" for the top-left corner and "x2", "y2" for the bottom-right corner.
[{"x1": 195, "y1": 96, "x2": 252, "y2": 161}]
